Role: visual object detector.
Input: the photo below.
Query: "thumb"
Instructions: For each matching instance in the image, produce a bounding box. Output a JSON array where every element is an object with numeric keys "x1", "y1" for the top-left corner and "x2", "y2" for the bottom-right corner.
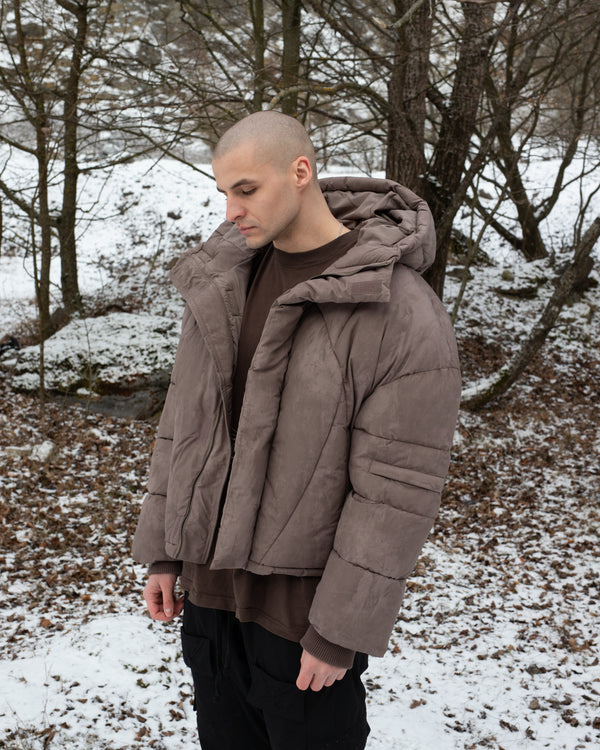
[{"x1": 161, "y1": 584, "x2": 175, "y2": 617}]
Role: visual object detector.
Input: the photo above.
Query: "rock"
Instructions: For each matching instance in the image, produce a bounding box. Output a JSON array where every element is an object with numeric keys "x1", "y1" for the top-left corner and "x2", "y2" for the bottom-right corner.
[
  {"x1": 55, "y1": 385, "x2": 169, "y2": 420},
  {"x1": 529, "y1": 698, "x2": 541, "y2": 710},
  {"x1": 446, "y1": 266, "x2": 474, "y2": 281},
  {"x1": 31, "y1": 440, "x2": 58, "y2": 463},
  {"x1": 11, "y1": 312, "x2": 178, "y2": 397},
  {"x1": 495, "y1": 258, "x2": 554, "y2": 298},
  {"x1": 494, "y1": 283, "x2": 538, "y2": 299},
  {"x1": 4, "y1": 445, "x2": 32, "y2": 458},
  {"x1": 0, "y1": 336, "x2": 20, "y2": 356}
]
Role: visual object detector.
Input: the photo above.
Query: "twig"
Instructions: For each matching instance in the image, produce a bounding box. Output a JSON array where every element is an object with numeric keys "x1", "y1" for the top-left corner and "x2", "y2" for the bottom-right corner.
[{"x1": 373, "y1": 0, "x2": 430, "y2": 31}]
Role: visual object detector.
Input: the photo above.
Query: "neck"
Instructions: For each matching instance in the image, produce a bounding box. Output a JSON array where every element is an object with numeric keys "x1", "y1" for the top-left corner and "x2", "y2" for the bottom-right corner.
[{"x1": 276, "y1": 189, "x2": 347, "y2": 253}]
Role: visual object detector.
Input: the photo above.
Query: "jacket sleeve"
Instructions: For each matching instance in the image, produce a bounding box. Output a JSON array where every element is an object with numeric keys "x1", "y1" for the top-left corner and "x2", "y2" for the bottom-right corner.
[
  {"x1": 131, "y1": 347, "x2": 179, "y2": 564},
  {"x1": 307, "y1": 362, "x2": 461, "y2": 656},
  {"x1": 131, "y1": 384, "x2": 177, "y2": 563}
]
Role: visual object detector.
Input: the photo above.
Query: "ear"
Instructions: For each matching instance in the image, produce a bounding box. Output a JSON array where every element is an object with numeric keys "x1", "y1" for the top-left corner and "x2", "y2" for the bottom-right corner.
[{"x1": 291, "y1": 156, "x2": 313, "y2": 189}]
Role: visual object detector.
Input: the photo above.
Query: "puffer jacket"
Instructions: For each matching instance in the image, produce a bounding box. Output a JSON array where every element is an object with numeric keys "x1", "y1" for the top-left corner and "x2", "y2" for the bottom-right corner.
[{"x1": 132, "y1": 176, "x2": 461, "y2": 656}]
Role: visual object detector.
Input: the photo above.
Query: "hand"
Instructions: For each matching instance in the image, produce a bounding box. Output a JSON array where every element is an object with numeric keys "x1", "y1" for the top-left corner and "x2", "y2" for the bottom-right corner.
[
  {"x1": 143, "y1": 573, "x2": 184, "y2": 622},
  {"x1": 296, "y1": 649, "x2": 347, "y2": 692}
]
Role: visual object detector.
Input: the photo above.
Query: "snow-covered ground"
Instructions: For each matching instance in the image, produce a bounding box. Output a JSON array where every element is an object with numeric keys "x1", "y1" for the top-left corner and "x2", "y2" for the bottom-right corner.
[{"x1": 1, "y1": 153, "x2": 599, "y2": 749}]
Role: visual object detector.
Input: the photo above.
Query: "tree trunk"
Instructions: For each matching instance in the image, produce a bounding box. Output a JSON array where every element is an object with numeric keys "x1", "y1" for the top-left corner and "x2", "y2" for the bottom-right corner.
[
  {"x1": 462, "y1": 217, "x2": 600, "y2": 411},
  {"x1": 58, "y1": 0, "x2": 88, "y2": 315},
  {"x1": 13, "y1": 0, "x2": 52, "y2": 340},
  {"x1": 280, "y1": 0, "x2": 301, "y2": 115},
  {"x1": 485, "y1": 77, "x2": 547, "y2": 260},
  {"x1": 497, "y1": 146, "x2": 548, "y2": 260},
  {"x1": 385, "y1": 0, "x2": 433, "y2": 193},
  {"x1": 423, "y1": 1, "x2": 496, "y2": 300},
  {"x1": 249, "y1": 0, "x2": 266, "y2": 110},
  {"x1": 34, "y1": 132, "x2": 53, "y2": 342},
  {"x1": 31, "y1": 110, "x2": 53, "y2": 415}
]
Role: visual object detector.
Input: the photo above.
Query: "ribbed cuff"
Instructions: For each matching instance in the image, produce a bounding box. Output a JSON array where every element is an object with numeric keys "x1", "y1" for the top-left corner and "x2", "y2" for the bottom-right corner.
[
  {"x1": 300, "y1": 625, "x2": 356, "y2": 669},
  {"x1": 148, "y1": 560, "x2": 183, "y2": 577}
]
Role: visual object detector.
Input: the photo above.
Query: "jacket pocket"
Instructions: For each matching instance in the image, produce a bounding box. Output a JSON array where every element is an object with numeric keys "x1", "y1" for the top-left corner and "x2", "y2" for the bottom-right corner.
[
  {"x1": 369, "y1": 460, "x2": 445, "y2": 493},
  {"x1": 247, "y1": 663, "x2": 305, "y2": 723}
]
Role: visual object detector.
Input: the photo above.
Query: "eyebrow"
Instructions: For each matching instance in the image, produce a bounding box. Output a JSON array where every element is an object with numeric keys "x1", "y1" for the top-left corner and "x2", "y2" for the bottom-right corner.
[{"x1": 216, "y1": 178, "x2": 256, "y2": 194}]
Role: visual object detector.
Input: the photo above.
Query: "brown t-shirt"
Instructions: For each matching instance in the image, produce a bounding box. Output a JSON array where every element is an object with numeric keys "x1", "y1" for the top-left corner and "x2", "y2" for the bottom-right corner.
[{"x1": 180, "y1": 228, "x2": 358, "y2": 665}]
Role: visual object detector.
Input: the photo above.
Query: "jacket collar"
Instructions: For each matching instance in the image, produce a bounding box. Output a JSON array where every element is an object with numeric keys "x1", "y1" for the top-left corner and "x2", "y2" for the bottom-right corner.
[{"x1": 170, "y1": 176, "x2": 435, "y2": 308}]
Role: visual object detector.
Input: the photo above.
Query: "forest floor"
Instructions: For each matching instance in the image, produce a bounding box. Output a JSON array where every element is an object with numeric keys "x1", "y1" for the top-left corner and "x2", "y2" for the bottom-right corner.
[{"x1": 0, "y1": 158, "x2": 599, "y2": 749}]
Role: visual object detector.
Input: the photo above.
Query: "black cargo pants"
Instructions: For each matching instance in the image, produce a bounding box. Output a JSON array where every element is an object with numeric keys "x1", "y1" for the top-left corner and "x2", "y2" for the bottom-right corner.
[{"x1": 181, "y1": 598, "x2": 370, "y2": 750}]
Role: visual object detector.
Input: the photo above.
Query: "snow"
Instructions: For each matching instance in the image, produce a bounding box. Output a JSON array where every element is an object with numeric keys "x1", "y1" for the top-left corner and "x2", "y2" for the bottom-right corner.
[
  {"x1": 0, "y1": 151, "x2": 224, "y2": 331},
  {"x1": 12, "y1": 312, "x2": 180, "y2": 394},
  {"x1": 1, "y1": 149, "x2": 600, "y2": 749},
  {"x1": 2, "y1": 615, "x2": 195, "y2": 749}
]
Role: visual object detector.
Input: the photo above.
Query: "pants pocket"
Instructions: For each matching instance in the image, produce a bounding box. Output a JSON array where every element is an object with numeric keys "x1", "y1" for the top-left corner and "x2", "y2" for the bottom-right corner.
[
  {"x1": 247, "y1": 663, "x2": 305, "y2": 723},
  {"x1": 181, "y1": 627, "x2": 215, "y2": 677}
]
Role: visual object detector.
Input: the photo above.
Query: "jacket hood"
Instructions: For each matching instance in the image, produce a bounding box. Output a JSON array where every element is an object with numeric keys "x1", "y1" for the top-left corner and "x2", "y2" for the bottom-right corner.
[{"x1": 319, "y1": 176, "x2": 436, "y2": 276}]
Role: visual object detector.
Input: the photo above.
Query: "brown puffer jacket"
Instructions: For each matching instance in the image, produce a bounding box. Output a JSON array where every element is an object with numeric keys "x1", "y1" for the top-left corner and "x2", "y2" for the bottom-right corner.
[{"x1": 132, "y1": 176, "x2": 461, "y2": 656}]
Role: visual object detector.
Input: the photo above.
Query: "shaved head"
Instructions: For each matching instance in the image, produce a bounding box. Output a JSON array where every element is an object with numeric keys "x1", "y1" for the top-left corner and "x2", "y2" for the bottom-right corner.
[
  {"x1": 213, "y1": 111, "x2": 317, "y2": 179},
  {"x1": 212, "y1": 111, "x2": 343, "y2": 253}
]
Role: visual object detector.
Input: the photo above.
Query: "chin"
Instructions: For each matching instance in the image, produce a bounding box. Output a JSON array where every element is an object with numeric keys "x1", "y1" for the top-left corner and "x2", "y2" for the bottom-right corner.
[{"x1": 244, "y1": 236, "x2": 268, "y2": 250}]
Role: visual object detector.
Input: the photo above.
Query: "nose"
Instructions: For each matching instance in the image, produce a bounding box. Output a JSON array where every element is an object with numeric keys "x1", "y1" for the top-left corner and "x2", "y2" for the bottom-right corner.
[{"x1": 225, "y1": 197, "x2": 245, "y2": 223}]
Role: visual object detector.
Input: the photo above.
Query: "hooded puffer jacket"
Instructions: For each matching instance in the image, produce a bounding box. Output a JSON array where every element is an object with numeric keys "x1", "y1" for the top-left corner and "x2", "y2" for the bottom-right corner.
[{"x1": 132, "y1": 176, "x2": 461, "y2": 656}]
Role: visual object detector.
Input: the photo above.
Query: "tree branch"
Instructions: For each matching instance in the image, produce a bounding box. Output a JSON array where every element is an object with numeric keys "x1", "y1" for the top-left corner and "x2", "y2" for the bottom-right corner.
[
  {"x1": 385, "y1": 0, "x2": 430, "y2": 30},
  {"x1": 462, "y1": 216, "x2": 600, "y2": 411}
]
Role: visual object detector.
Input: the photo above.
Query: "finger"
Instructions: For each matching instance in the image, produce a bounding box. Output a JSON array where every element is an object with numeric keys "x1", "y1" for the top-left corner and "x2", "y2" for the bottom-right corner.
[
  {"x1": 146, "y1": 600, "x2": 169, "y2": 621},
  {"x1": 296, "y1": 663, "x2": 313, "y2": 691},
  {"x1": 310, "y1": 669, "x2": 329, "y2": 693},
  {"x1": 144, "y1": 591, "x2": 169, "y2": 620},
  {"x1": 143, "y1": 589, "x2": 162, "y2": 619},
  {"x1": 160, "y1": 584, "x2": 175, "y2": 618}
]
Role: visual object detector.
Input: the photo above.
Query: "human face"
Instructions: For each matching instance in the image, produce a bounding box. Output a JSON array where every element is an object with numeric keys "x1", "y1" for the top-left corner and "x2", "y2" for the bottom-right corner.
[{"x1": 212, "y1": 143, "x2": 303, "y2": 250}]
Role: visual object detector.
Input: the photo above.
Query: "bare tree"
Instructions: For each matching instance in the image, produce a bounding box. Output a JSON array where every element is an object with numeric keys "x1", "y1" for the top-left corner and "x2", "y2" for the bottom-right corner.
[
  {"x1": 0, "y1": 0, "x2": 55, "y2": 336},
  {"x1": 173, "y1": 0, "x2": 303, "y2": 135},
  {"x1": 385, "y1": 0, "x2": 433, "y2": 192},
  {"x1": 0, "y1": 0, "x2": 118, "y2": 321},
  {"x1": 303, "y1": 0, "x2": 600, "y2": 300},
  {"x1": 2, "y1": 0, "x2": 598, "y2": 413},
  {"x1": 422, "y1": 0, "x2": 498, "y2": 297},
  {"x1": 462, "y1": 216, "x2": 600, "y2": 411},
  {"x1": 477, "y1": 0, "x2": 600, "y2": 259},
  {"x1": 56, "y1": 0, "x2": 90, "y2": 314},
  {"x1": 0, "y1": 0, "x2": 192, "y2": 323}
]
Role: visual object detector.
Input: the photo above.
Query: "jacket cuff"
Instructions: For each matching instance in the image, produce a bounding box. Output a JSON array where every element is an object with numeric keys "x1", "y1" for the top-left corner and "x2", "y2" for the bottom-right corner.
[
  {"x1": 148, "y1": 561, "x2": 183, "y2": 577},
  {"x1": 300, "y1": 625, "x2": 356, "y2": 669}
]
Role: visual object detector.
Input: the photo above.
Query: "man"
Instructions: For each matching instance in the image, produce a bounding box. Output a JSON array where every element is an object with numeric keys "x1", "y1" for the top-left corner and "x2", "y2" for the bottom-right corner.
[{"x1": 132, "y1": 111, "x2": 461, "y2": 749}]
